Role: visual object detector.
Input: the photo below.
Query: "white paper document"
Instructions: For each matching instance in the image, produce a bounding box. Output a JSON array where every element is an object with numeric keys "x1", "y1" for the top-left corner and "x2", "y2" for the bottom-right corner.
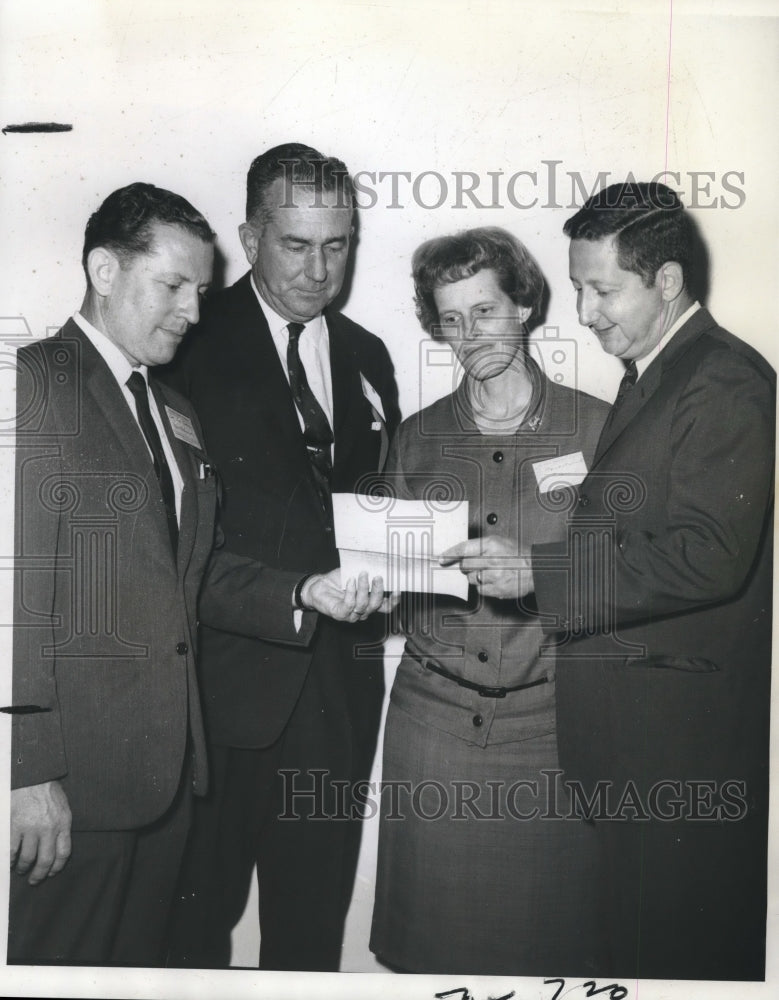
[{"x1": 333, "y1": 493, "x2": 470, "y2": 600}]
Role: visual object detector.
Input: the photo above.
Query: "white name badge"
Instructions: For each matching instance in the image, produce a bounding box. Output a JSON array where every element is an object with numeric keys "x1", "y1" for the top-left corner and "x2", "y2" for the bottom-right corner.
[
  {"x1": 165, "y1": 406, "x2": 202, "y2": 449},
  {"x1": 532, "y1": 451, "x2": 589, "y2": 494},
  {"x1": 360, "y1": 373, "x2": 386, "y2": 422}
]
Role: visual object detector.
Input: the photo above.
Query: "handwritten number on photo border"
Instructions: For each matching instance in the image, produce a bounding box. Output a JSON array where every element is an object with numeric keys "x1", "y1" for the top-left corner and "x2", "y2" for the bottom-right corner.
[
  {"x1": 433, "y1": 982, "x2": 629, "y2": 1000},
  {"x1": 546, "y1": 979, "x2": 629, "y2": 1000}
]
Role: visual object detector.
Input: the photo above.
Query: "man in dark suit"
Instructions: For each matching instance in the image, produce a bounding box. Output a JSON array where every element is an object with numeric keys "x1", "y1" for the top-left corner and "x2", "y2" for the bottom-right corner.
[
  {"x1": 8, "y1": 181, "x2": 384, "y2": 967},
  {"x1": 163, "y1": 143, "x2": 400, "y2": 971},
  {"x1": 443, "y1": 181, "x2": 774, "y2": 980}
]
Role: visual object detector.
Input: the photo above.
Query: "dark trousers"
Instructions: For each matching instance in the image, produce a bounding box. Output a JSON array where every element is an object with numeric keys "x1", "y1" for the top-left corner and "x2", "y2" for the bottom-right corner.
[
  {"x1": 597, "y1": 811, "x2": 768, "y2": 981},
  {"x1": 8, "y1": 771, "x2": 192, "y2": 967},
  {"x1": 166, "y1": 643, "x2": 383, "y2": 971}
]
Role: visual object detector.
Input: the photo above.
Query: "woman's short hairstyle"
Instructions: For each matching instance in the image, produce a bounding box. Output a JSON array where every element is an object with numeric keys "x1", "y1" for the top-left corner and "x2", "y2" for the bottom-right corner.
[{"x1": 412, "y1": 227, "x2": 545, "y2": 335}]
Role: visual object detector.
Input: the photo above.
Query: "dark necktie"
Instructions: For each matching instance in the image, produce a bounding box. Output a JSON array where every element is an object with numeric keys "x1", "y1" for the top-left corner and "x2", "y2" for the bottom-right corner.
[
  {"x1": 615, "y1": 360, "x2": 638, "y2": 402},
  {"x1": 126, "y1": 371, "x2": 179, "y2": 555},
  {"x1": 603, "y1": 359, "x2": 638, "y2": 431},
  {"x1": 286, "y1": 322, "x2": 333, "y2": 514}
]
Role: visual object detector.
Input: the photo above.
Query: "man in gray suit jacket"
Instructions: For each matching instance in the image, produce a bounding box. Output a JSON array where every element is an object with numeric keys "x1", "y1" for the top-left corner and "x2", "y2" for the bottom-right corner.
[
  {"x1": 444, "y1": 181, "x2": 774, "y2": 980},
  {"x1": 9, "y1": 182, "x2": 385, "y2": 966}
]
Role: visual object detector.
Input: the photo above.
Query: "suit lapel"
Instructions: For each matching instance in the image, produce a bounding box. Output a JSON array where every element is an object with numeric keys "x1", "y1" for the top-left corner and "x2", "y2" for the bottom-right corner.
[
  {"x1": 71, "y1": 324, "x2": 154, "y2": 474},
  {"x1": 67, "y1": 324, "x2": 177, "y2": 564},
  {"x1": 236, "y1": 278, "x2": 335, "y2": 526},
  {"x1": 151, "y1": 379, "x2": 203, "y2": 574},
  {"x1": 593, "y1": 308, "x2": 713, "y2": 467},
  {"x1": 241, "y1": 280, "x2": 318, "y2": 461},
  {"x1": 328, "y1": 312, "x2": 364, "y2": 469},
  {"x1": 594, "y1": 361, "x2": 662, "y2": 464}
]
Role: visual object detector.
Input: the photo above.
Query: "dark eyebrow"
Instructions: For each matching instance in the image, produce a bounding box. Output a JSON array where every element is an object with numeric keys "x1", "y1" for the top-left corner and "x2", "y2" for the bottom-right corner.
[{"x1": 280, "y1": 235, "x2": 348, "y2": 247}]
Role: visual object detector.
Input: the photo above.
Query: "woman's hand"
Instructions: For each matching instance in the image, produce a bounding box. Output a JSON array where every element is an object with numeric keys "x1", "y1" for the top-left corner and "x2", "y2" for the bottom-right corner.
[{"x1": 440, "y1": 535, "x2": 534, "y2": 599}]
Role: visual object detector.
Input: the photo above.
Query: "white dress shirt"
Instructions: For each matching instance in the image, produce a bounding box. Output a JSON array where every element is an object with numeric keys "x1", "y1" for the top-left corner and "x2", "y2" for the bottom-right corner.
[
  {"x1": 250, "y1": 275, "x2": 334, "y2": 459},
  {"x1": 249, "y1": 281, "x2": 337, "y2": 625}
]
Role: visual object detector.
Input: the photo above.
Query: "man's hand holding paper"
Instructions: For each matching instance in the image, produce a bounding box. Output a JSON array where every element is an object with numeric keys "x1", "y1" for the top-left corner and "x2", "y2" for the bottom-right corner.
[{"x1": 298, "y1": 568, "x2": 399, "y2": 621}]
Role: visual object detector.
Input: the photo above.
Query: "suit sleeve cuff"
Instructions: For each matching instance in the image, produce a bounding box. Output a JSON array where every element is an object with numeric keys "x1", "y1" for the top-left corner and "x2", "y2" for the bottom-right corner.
[
  {"x1": 199, "y1": 556, "x2": 318, "y2": 646},
  {"x1": 11, "y1": 714, "x2": 68, "y2": 790},
  {"x1": 531, "y1": 540, "x2": 580, "y2": 636}
]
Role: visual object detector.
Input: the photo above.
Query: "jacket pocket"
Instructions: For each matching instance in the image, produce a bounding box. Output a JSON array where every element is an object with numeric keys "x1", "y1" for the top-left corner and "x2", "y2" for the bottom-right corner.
[{"x1": 628, "y1": 654, "x2": 719, "y2": 673}]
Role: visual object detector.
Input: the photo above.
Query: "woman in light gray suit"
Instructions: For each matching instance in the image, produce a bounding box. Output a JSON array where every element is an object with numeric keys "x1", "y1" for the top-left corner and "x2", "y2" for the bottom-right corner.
[{"x1": 370, "y1": 227, "x2": 609, "y2": 976}]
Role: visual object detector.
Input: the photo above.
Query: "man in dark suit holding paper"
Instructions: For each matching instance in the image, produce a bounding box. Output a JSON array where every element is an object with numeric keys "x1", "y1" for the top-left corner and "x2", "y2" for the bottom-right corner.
[
  {"x1": 443, "y1": 181, "x2": 774, "y2": 980},
  {"x1": 163, "y1": 143, "x2": 400, "y2": 970},
  {"x1": 8, "y1": 181, "x2": 383, "y2": 967}
]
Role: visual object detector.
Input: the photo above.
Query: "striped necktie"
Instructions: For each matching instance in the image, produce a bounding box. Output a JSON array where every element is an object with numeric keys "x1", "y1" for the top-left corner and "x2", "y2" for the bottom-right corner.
[{"x1": 286, "y1": 321, "x2": 333, "y2": 514}]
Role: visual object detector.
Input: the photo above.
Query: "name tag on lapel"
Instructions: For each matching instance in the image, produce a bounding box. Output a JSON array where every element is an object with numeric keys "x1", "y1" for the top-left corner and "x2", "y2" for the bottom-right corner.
[
  {"x1": 360, "y1": 373, "x2": 386, "y2": 422},
  {"x1": 532, "y1": 451, "x2": 588, "y2": 493},
  {"x1": 165, "y1": 406, "x2": 202, "y2": 449}
]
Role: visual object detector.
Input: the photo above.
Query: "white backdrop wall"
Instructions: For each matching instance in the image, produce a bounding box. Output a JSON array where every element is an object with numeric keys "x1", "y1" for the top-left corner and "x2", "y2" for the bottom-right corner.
[{"x1": 0, "y1": 2, "x2": 776, "y2": 999}]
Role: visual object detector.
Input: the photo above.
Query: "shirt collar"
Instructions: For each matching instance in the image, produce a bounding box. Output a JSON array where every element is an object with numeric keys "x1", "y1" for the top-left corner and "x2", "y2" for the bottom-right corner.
[
  {"x1": 72, "y1": 311, "x2": 148, "y2": 387},
  {"x1": 636, "y1": 301, "x2": 701, "y2": 379},
  {"x1": 249, "y1": 273, "x2": 326, "y2": 343}
]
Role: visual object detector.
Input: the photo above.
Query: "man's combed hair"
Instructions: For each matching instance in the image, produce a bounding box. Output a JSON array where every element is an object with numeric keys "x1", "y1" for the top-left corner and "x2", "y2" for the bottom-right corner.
[
  {"x1": 563, "y1": 180, "x2": 694, "y2": 288},
  {"x1": 412, "y1": 226, "x2": 545, "y2": 335},
  {"x1": 82, "y1": 182, "x2": 215, "y2": 281},
  {"x1": 245, "y1": 142, "x2": 355, "y2": 224}
]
